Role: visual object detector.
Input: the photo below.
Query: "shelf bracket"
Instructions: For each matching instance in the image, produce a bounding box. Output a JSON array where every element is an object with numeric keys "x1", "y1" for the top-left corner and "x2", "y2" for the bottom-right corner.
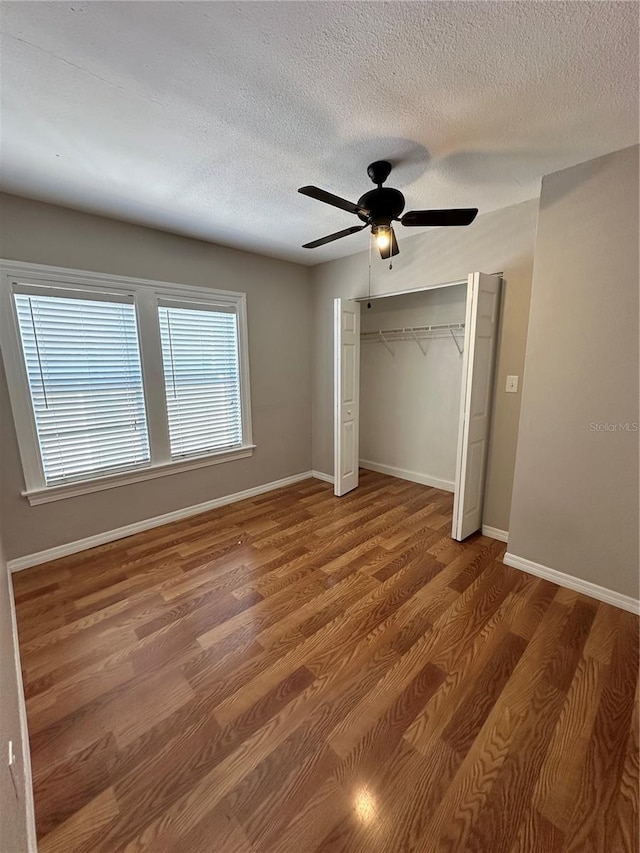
[
  {"x1": 410, "y1": 328, "x2": 427, "y2": 356},
  {"x1": 450, "y1": 328, "x2": 464, "y2": 355},
  {"x1": 378, "y1": 331, "x2": 394, "y2": 356}
]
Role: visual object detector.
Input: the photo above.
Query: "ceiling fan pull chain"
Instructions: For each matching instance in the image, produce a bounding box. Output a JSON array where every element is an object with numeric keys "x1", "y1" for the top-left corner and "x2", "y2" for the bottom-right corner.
[{"x1": 367, "y1": 231, "x2": 373, "y2": 308}]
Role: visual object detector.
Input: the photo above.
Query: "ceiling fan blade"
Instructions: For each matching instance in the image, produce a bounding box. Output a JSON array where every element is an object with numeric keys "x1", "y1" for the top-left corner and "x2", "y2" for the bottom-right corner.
[
  {"x1": 298, "y1": 186, "x2": 369, "y2": 217},
  {"x1": 378, "y1": 226, "x2": 399, "y2": 260},
  {"x1": 401, "y1": 208, "x2": 478, "y2": 227},
  {"x1": 302, "y1": 224, "x2": 367, "y2": 249}
]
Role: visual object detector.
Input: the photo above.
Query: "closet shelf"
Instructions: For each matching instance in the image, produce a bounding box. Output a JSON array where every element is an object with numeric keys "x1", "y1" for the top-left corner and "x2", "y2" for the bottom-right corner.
[{"x1": 361, "y1": 323, "x2": 465, "y2": 355}]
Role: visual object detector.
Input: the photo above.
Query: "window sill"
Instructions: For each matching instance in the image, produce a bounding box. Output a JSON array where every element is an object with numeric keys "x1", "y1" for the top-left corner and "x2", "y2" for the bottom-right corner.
[{"x1": 22, "y1": 445, "x2": 257, "y2": 505}]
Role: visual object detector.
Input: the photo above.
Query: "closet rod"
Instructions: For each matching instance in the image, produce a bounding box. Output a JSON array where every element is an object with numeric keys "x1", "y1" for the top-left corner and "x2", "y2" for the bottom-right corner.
[
  {"x1": 360, "y1": 322, "x2": 465, "y2": 338},
  {"x1": 361, "y1": 323, "x2": 466, "y2": 355}
]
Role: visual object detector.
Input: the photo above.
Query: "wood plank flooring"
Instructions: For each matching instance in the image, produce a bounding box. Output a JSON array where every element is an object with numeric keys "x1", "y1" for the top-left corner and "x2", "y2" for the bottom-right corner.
[{"x1": 13, "y1": 471, "x2": 639, "y2": 852}]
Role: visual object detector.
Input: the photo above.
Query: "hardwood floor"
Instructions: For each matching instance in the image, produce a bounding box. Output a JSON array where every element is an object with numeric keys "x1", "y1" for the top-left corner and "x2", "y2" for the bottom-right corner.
[{"x1": 13, "y1": 471, "x2": 639, "y2": 852}]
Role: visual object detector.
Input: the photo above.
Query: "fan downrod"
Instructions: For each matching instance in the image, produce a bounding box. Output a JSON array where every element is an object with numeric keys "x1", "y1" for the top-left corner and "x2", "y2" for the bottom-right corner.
[{"x1": 367, "y1": 160, "x2": 392, "y2": 186}]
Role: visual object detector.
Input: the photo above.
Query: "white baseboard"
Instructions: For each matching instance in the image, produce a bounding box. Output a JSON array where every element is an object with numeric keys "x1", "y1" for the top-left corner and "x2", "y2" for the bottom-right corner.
[
  {"x1": 7, "y1": 570, "x2": 38, "y2": 850},
  {"x1": 503, "y1": 552, "x2": 640, "y2": 615},
  {"x1": 8, "y1": 471, "x2": 316, "y2": 573},
  {"x1": 311, "y1": 470, "x2": 335, "y2": 485},
  {"x1": 359, "y1": 460, "x2": 455, "y2": 493},
  {"x1": 482, "y1": 525, "x2": 509, "y2": 543}
]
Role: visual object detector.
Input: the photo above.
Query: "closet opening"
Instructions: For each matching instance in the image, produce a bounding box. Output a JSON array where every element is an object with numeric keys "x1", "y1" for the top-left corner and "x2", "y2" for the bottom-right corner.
[{"x1": 334, "y1": 273, "x2": 501, "y2": 541}]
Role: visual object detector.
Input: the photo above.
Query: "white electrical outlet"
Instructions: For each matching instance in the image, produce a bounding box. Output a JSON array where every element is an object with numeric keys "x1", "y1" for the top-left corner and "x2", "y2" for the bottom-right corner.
[
  {"x1": 505, "y1": 375, "x2": 519, "y2": 393},
  {"x1": 8, "y1": 740, "x2": 15, "y2": 766}
]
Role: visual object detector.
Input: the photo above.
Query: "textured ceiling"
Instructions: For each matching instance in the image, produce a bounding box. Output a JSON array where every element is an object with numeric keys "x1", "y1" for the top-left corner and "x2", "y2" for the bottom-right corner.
[{"x1": 1, "y1": 1, "x2": 638, "y2": 264}]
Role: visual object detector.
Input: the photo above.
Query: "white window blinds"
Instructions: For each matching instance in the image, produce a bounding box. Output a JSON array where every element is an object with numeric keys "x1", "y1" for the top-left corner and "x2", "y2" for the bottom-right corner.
[
  {"x1": 14, "y1": 292, "x2": 150, "y2": 485},
  {"x1": 158, "y1": 304, "x2": 242, "y2": 459}
]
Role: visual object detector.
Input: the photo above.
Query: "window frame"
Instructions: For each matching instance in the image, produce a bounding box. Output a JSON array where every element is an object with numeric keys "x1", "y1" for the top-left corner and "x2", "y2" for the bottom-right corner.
[{"x1": 0, "y1": 260, "x2": 254, "y2": 505}]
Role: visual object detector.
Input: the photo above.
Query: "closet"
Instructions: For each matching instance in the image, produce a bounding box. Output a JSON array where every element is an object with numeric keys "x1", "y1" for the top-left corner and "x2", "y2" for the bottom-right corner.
[
  {"x1": 359, "y1": 284, "x2": 466, "y2": 493},
  {"x1": 334, "y1": 272, "x2": 501, "y2": 540}
]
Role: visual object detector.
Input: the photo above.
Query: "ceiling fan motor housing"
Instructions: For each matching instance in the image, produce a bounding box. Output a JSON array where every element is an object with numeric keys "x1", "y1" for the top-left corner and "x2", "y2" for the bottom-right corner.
[{"x1": 357, "y1": 187, "x2": 405, "y2": 226}]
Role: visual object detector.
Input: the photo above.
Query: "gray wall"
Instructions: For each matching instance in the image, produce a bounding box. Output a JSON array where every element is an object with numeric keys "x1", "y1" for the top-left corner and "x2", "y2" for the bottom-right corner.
[
  {"x1": 509, "y1": 146, "x2": 639, "y2": 599},
  {"x1": 0, "y1": 193, "x2": 313, "y2": 560},
  {"x1": 0, "y1": 531, "x2": 33, "y2": 852},
  {"x1": 311, "y1": 198, "x2": 539, "y2": 532}
]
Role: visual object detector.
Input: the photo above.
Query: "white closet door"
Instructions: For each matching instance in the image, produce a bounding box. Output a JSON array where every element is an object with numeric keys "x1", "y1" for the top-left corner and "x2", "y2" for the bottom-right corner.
[
  {"x1": 334, "y1": 298, "x2": 360, "y2": 496},
  {"x1": 452, "y1": 273, "x2": 502, "y2": 540}
]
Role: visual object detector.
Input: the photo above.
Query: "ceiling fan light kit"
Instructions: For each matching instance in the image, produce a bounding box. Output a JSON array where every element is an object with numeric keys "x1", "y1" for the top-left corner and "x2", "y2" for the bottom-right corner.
[{"x1": 299, "y1": 161, "x2": 479, "y2": 258}]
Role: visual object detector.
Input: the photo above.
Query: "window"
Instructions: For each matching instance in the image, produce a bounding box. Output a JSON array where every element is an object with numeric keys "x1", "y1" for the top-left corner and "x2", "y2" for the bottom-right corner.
[
  {"x1": 0, "y1": 262, "x2": 253, "y2": 504},
  {"x1": 158, "y1": 304, "x2": 242, "y2": 459},
  {"x1": 14, "y1": 292, "x2": 150, "y2": 486}
]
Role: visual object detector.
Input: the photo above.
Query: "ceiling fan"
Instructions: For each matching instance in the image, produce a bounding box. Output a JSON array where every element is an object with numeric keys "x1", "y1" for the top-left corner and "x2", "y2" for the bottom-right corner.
[{"x1": 299, "y1": 160, "x2": 478, "y2": 259}]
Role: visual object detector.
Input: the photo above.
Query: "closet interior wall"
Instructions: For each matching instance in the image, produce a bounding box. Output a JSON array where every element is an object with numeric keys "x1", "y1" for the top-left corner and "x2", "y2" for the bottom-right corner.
[{"x1": 359, "y1": 284, "x2": 466, "y2": 490}]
